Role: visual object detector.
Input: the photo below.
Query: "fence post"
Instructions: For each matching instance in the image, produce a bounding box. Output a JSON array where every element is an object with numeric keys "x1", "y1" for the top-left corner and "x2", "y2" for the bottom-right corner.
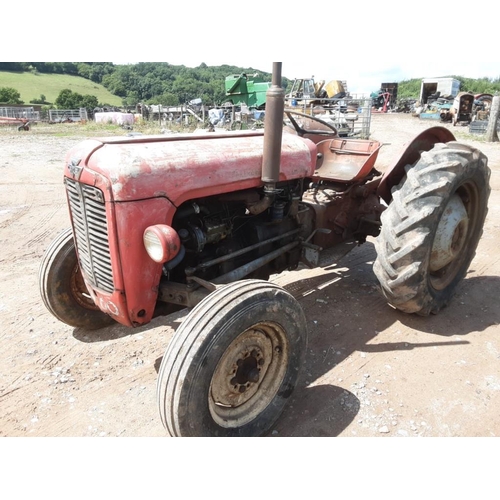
[{"x1": 485, "y1": 96, "x2": 499, "y2": 142}]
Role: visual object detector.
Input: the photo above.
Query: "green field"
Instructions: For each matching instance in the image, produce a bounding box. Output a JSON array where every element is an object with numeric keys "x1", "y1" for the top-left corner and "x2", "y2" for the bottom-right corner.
[{"x1": 0, "y1": 71, "x2": 122, "y2": 106}]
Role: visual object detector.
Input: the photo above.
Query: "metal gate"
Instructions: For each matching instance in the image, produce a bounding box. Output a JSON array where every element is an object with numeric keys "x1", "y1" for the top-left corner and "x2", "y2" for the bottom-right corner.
[{"x1": 49, "y1": 108, "x2": 88, "y2": 122}]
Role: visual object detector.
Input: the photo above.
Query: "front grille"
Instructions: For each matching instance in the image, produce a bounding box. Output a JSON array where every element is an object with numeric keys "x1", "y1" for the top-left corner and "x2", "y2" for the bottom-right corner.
[{"x1": 65, "y1": 178, "x2": 115, "y2": 293}]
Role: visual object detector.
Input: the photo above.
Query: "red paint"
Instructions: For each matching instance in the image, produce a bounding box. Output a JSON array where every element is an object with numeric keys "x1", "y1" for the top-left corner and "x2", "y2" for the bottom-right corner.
[
  {"x1": 72, "y1": 131, "x2": 316, "y2": 204},
  {"x1": 377, "y1": 126, "x2": 456, "y2": 203},
  {"x1": 64, "y1": 131, "x2": 316, "y2": 327}
]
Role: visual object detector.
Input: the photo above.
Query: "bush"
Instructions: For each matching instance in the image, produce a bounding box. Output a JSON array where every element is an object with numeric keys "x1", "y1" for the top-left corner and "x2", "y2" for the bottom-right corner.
[{"x1": 0, "y1": 87, "x2": 24, "y2": 104}]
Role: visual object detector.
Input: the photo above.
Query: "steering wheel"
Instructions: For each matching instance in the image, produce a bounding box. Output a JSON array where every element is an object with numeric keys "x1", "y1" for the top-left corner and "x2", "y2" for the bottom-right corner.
[{"x1": 284, "y1": 110, "x2": 338, "y2": 137}]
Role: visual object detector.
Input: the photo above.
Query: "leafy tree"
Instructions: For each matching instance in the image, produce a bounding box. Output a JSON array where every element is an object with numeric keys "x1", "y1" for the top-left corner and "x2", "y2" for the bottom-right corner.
[
  {"x1": 398, "y1": 76, "x2": 500, "y2": 100},
  {"x1": 86, "y1": 63, "x2": 114, "y2": 83},
  {"x1": 80, "y1": 94, "x2": 99, "y2": 109},
  {"x1": 55, "y1": 89, "x2": 98, "y2": 110},
  {"x1": 122, "y1": 91, "x2": 140, "y2": 107},
  {"x1": 0, "y1": 87, "x2": 24, "y2": 104},
  {"x1": 0, "y1": 62, "x2": 26, "y2": 72},
  {"x1": 29, "y1": 94, "x2": 48, "y2": 104},
  {"x1": 55, "y1": 89, "x2": 78, "y2": 108},
  {"x1": 146, "y1": 92, "x2": 179, "y2": 106}
]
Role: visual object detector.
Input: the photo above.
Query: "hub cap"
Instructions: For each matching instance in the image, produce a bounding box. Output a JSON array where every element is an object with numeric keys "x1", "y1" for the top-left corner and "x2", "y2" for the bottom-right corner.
[
  {"x1": 430, "y1": 194, "x2": 469, "y2": 272},
  {"x1": 429, "y1": 181, "x2": 479, "y2": 291},
  {"x1": 209, "y1": 322, "x2": 289, "y2": 428},
  {"x1": 71, "y1": 264, "x2": 100, "y2": 310}
]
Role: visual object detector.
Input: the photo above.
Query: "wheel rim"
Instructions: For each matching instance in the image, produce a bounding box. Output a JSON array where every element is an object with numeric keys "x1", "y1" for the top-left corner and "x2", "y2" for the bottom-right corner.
[
  {"x1": 430, "y1": 181, "x2": 479, "y2": 290},
  {"x1": 209, "y1": 322, "x2": 289, "y2": 429},
  {"x1": 70, "y1": 264, "x2": 100, "y2": 311}
]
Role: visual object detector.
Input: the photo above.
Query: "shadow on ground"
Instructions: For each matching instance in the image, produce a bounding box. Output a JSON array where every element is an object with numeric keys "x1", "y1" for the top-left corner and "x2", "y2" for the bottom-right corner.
[{"x1": 71, "y1": 241, "x2": 500, "y2": 437}]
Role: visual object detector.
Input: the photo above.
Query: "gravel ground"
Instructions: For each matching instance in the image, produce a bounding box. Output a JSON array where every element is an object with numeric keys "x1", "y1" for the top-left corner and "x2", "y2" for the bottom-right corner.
[{"x1": 0, "y1": 113, "x2": 499, "y2": 440}]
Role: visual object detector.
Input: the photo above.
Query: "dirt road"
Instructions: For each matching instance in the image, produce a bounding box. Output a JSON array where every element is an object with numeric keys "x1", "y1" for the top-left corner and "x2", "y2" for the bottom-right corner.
[{"x1": 1, "y1": 114, "x2": 499, "y2": 437}]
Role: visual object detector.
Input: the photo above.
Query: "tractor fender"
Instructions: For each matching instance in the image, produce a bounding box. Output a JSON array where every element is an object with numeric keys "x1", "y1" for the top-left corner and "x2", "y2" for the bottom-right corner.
[{"x1": 377, "y1": 126, "x2": 456, "y2": 204}]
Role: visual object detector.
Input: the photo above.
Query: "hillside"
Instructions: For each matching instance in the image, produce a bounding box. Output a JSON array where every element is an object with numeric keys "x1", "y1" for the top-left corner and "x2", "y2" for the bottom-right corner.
[
  {"x1": 2, "y1": 63, "x2": 499, "y2": 109},
  {"x1": 0, "y1": 63, "x2": 280, "y2": 107},
  {"x1": 0, "y1": 71, "x2": 122, "y2": 106}
]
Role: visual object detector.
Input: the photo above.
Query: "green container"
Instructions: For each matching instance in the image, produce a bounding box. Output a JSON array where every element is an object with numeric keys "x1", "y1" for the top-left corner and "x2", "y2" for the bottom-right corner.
[{"x1": 224, "y1": 73, "x2": 271, "y2": 109}]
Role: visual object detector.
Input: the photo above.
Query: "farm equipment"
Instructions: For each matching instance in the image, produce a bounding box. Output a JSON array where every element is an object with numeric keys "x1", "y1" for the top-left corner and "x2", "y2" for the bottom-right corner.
[
  {"x1": 0, "y1": 116, "x2": 30, "y2": 130},
  {"x1": 371, "y1": 83, "x2": 398, "y2": 113},
  {"x1": 39, "y1": 63, "x2": 491, "y2": 437},
  {"x1": 223, "y1": 73, "x2": 271, "y2": 109},
  {"x1": 451, "y1": 92, "x2": 475, "y2": 126},
  {"x1": 473, "y1": 94, "x2": 493, "y2": 121},
  {"x1": 285, "y1": 78, "x2": 361, "y2": 137},
  {"x1": 285, "y1": 77, "x2": 347, "y2": 110}
]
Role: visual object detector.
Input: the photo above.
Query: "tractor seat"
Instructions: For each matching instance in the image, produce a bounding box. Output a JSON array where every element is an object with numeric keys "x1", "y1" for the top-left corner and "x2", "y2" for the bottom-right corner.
[{"x1": 313, "y1": 138, "x2": 382, "y2": 183}]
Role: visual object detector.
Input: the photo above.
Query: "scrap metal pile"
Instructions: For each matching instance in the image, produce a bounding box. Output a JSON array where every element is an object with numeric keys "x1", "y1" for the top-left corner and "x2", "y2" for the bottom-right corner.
[{"x1": 413, "y1": 91, "x2": 495, "y2": 132}]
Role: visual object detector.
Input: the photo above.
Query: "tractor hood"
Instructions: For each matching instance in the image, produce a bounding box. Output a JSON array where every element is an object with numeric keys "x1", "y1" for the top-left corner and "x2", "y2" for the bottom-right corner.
[{"x1": 64, "y1": 131, "x2": 317, "y2": 205}]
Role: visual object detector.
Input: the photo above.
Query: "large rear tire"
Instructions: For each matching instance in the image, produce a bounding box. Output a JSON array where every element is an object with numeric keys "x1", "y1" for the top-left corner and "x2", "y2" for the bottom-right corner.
[
  {"x1": 157, "y1": 279, "x2": 307, "y2": 437},
  {"x1": 374, "y1": 142, "x2": 490, "y2": 315},
  {"x1": 39, "y1": 228, "x2": 115, "y2": 329}
]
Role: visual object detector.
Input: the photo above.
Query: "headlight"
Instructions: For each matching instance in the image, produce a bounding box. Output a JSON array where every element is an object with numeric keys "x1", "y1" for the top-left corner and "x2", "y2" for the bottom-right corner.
[{"x1": 143, "y1": 225, "x2": 181, "y2": 263}]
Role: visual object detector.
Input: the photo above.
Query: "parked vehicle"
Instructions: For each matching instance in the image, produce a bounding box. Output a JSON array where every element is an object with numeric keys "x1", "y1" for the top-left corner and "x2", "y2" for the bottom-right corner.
[
  {"x1": 40, "y1": 63, "x2": 491, "y2": 437},
  {"x1": 451, "y1": 92, "x2": 475, "y2": 126}
]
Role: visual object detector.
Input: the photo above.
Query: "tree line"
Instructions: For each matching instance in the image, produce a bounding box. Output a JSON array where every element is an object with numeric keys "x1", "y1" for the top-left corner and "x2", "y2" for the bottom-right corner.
[
  {"x1": 397, "y1": 76, "x2": 500, "y2": 100},
  {"x1": 0, "y1": 62, "x2": 280, "y2": 108},
  {"x1": 1, "y1": 62, "x2": 498, "y2": 110}
]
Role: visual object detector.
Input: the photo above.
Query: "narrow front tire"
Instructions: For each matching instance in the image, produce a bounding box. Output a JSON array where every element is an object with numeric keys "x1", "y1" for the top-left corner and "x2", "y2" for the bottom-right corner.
[
  {"x1": 39, "y1": 228, "x2": 115, "y2": 329},
  {"x1": 157, "y1": 279, "x2": 307, "y2": 437}
]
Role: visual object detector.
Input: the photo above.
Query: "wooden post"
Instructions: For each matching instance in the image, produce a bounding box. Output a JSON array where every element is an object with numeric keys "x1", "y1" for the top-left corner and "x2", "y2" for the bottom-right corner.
[{"x1": 485, "y1": 95, "x2": 499, "y2": 142}]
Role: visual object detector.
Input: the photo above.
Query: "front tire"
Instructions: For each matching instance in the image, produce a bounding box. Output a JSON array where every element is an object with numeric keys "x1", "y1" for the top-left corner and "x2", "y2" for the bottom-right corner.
[
  {"x1": 374, "y1": 142, "x2": 490, "y2": 315},
  {"x1": 157, "y1": 279, "x2": 307, "y2": 437},
  {"x1": 39, "y1": 228, "x2": 115, "y2": 329}
]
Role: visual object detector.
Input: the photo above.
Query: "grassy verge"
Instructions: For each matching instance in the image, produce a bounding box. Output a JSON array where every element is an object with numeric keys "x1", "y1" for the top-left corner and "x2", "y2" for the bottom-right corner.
[{"x1": 0, "y1": 119, "x2": 207, "y2": 137}]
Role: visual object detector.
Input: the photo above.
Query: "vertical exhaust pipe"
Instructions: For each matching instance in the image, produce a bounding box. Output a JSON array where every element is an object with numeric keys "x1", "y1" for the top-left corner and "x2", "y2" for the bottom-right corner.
[
  {"x1": 262, "y1": 62, "x2": 285, "y2": 185},
  {"x1": 248, "y1": 62, "x2": 285, "y2": 215}
]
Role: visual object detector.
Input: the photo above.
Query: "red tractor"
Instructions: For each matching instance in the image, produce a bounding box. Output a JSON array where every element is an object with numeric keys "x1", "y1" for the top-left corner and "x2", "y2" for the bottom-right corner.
[{"x1": 39, "y1": 63, "x2": 490, "y2": 436}]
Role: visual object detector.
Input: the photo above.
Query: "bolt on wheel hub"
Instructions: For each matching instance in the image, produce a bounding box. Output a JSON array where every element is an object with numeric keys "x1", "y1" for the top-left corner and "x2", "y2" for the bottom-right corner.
[
  {"x1": 209, "y1": 322, "x2": 289, "y2": 428},
  {"x1": 430, "y1": 193, "x2": 469, "y2": 272}
]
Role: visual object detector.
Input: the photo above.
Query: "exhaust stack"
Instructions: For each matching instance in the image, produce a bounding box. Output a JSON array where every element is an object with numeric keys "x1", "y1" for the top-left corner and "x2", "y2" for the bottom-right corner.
[
  {"x1": 248, "y1": 62, "x2": 285, "y2": 215},
  {"x1": 262, "y1": 62, "x2": 285, "y2": 185}
]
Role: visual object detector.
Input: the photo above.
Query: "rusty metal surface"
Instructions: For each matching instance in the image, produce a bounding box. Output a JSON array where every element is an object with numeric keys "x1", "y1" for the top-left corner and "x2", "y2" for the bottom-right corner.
[
  {"x1": 64, "y1": 132, "x2": 317, "y2": 205},
  {"x1": 65, "y1": 163, "x2": 177, "y2": 327},
  {"x1": 261, "y1": 63, "x2": 285, "y2": 185},
  {"x1": 0, "y1": 116, "x2": 30, "y2": 130},
  {"x1": 377, "y1": 126, "x2": 456, "y2": 203},
  {"x1": 61, "y1": 129, "x2": 318, "y2": 327},
  {"x1": 212, "y1": 241, "x2": 299, "y2": 284},
  {"x1": 302, "y1": 181, "x2": 384, "y2": 248},
  {"x1": 314, "y1": 138, "x2": 382, "y2": 183}
]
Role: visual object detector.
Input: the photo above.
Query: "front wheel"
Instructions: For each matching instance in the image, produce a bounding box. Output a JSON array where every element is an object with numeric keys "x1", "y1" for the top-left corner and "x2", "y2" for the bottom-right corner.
[
  {"x1": 157, "y1": 279, "x2": 307, "y2": 437},
  {"x1": 374, "y1": 142, "x2": 490, "y2": 315},
  {"x1": 39, "y1": 228, "x2": 115, "y2": 329}
]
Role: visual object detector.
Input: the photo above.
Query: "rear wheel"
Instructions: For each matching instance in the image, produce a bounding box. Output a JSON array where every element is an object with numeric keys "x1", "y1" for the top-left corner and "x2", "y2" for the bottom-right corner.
[
  {"x1": 374, "y1": 142, "x2": 490, "y2": 315},
  {"x1": 39, "y1": 228, "x2": 115, "y2": 329},
  {"x1": 157, "y1": 279, "x2": 307, "y2": 436}
]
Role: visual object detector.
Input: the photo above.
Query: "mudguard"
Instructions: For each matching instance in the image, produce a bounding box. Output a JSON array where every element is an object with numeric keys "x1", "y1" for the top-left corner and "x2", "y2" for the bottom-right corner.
[{"x1": 377, "y1": 126, "x2": 456, "y2": 204}]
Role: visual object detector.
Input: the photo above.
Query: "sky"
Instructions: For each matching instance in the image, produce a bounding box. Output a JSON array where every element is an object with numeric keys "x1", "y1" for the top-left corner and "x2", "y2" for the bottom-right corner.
[{"x1": 6, "y1": 1, "x2": 499, "y2": 97}]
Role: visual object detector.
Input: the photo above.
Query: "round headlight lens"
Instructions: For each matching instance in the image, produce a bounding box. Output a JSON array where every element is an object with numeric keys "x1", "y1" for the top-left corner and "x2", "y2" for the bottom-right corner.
[
  {"x1": 143, "y1": 225, "x2": 181, "y2": 263},
  {"x1": 144, "y1": 230, "x2": 164, "y2": 262}
]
